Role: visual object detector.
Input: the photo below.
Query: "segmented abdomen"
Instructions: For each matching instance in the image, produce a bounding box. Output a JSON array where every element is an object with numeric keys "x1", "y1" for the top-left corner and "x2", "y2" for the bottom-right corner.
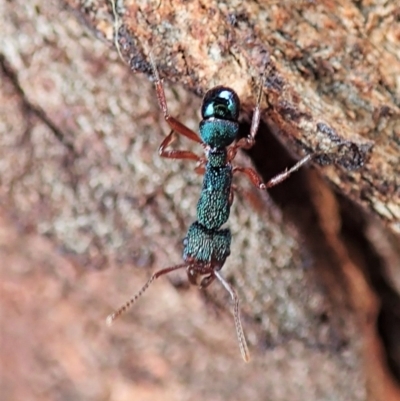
[{"x1": 183, "y1": 221, "x2": 231, "y2": 266}]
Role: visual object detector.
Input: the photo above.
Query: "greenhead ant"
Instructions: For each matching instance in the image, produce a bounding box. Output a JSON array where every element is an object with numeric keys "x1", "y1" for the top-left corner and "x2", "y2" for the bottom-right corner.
[{"x1": 107, "y1": 55, "x2": 313, "y2": 362}]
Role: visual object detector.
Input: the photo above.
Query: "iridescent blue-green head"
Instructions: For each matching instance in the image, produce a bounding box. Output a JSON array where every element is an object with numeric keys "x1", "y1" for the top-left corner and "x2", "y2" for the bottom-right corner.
[
  {"x1": 199, "y1": 86, "x2": 240, "y2": 148},
  {"x1": 201, "y1": 86, "x2": 240, "y2": 121}
]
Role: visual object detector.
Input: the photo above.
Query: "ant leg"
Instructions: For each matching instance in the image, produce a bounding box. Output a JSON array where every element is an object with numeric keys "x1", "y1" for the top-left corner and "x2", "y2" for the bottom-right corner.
[
  {"x1": 233, "y1": 154, "x2": 312, "y2": 190},
  {"x1": 214, "y1": 270, "x2": 250, "y2": 363},
  {"x1": 228, "y1": 75, "x2": 264, "y2": 161},
  {"x1": 264, "y1": 154, "x2": 312, "y2": 188},
  {"x1": 159, "y1": 130, "x2": 202, "y2": 161},
  {"x1": 149, "y1": 53, "x2": 203, "y2": 146},
  {"x1": 233, "y1": 166, "x2": 265, "y2": 189},
  {"x1": 106, "y1": 262, "x2": 187, "y2": 325}
]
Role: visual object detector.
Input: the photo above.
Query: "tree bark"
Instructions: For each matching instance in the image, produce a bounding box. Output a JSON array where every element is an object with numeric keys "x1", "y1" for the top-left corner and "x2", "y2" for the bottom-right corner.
[{"x1": 1, "y1": 1, "x2": 400, "y2": 401}]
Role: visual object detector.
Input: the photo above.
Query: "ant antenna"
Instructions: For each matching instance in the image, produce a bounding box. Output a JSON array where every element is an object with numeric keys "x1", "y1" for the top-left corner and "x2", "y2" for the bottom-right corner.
[
  {"x1": 110, "y1": 0, "x2": 125, "y2": 63},
  {"x1": 106, "y1": 263, "x2": 187, "y2": 325},
  {"x1": 214, "y1": 270, "x2": 250, "y2": 363}
]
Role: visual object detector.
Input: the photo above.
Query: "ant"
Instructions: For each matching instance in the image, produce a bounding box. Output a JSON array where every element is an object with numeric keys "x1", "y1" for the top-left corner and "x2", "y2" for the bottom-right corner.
[{"x1": 107, "y1": 55, "x2": 313, "y2": 362}]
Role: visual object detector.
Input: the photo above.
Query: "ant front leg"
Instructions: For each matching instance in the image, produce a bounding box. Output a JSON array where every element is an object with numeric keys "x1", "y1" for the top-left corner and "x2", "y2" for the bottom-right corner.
[
  {"x1": 214, "y1": 270, "x2": 250, "y2": 363},
  {"x1": 234, "y1": 154, "x2": 312, "y2": 190},
  {"x1": 149, "y1": 54, "x2": 204, "y2": 161}
]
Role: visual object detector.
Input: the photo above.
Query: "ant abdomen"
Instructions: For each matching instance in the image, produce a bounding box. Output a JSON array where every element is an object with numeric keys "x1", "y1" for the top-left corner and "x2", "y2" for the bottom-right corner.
[{"x1": 183, "y1": 222, "x2": 231, "y2": 267}]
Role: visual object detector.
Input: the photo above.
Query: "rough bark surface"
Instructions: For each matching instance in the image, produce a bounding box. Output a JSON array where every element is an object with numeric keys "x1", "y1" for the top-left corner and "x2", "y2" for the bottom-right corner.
[{"x1": 1, "y1": 1, "x2": 400, "y2": 401}]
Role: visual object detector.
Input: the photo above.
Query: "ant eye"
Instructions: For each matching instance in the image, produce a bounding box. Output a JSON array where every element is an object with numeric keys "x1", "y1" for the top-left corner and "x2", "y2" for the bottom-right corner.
[{"x1": 201, "y1": 87, "x2": 240, "y2": 121}]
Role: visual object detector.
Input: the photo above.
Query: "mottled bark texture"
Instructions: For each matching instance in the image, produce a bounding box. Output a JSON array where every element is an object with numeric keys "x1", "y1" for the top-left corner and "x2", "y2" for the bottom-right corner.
[{"x1": 1, "y1": 1, "x2": 400, "y2": 401}]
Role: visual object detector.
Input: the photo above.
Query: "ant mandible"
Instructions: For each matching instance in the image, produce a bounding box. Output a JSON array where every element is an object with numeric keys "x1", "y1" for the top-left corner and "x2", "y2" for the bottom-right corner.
[{"x1": 107, "y1": 55, "x2": 312, "y2": 362}]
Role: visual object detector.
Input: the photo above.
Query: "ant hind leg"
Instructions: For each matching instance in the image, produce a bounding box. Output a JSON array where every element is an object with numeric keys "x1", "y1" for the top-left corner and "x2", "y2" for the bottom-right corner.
[{"x1": 214, "y1": 270, "x2": 250, "y2": 363}]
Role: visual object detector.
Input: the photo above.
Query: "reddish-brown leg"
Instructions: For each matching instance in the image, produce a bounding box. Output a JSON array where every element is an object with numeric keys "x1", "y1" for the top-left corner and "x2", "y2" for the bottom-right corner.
[
  {"x1": 159, "y1": 130, "x2": 202, "y2": 161},
  {"x1": 154, "y1": 79, "x2": 202, "y2": 144},
  {"x1": 150, "y1": 53, "x2": 203, "y2": 161},
  {"x1": 264, "y1": 154, "x2": 312, "y2": 188},
  {"x1": 234, "y1": 154, "x2": 312, "y2": 190},
  {"x1": 214, "y1": 270, "x2": 250, "y2": 363}
]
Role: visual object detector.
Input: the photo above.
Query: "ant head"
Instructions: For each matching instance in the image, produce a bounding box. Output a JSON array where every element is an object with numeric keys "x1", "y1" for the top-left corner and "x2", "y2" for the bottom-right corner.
[{"x1": 201, "y1": 87, "x2": 240, "y2": 121}]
